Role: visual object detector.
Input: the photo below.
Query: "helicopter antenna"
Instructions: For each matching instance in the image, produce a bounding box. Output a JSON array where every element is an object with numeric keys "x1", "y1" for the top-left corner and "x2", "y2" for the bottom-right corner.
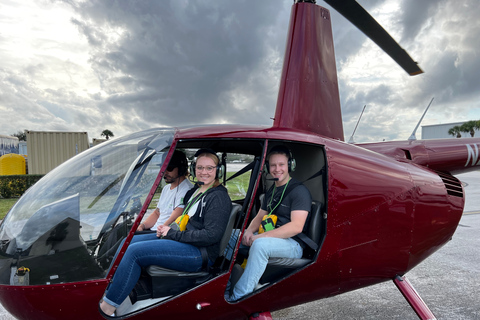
[
  {"x1": 348, "y1": 105, "x2": 366, "y2": 144},
  {"x1": 408, "y1": 97, "x2": 434, "y2": 141}
]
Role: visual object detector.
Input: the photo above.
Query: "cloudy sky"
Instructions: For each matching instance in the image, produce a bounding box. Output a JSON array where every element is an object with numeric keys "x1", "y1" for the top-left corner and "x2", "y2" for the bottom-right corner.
[{"x1": 1, "y1": 0, "x2": 479, "y2": 143}]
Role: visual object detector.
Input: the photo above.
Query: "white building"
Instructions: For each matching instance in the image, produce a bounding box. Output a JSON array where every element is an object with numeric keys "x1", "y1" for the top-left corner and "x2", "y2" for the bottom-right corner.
[
  {"x1": 422, "y1": 121, "x2": 480, "y2": 139},
  {"x1": 0, "y1": 134, "x2": 19, "y2": 156}
]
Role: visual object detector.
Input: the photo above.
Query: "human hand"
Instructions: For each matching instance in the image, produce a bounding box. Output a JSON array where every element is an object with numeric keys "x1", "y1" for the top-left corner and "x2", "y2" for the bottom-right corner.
[
  {"x1": 242, "y1": 229, "x2": 254, "y2": 246},
  {"x1": 157, "y1": 225, "x2": 171, "y2": 238}
]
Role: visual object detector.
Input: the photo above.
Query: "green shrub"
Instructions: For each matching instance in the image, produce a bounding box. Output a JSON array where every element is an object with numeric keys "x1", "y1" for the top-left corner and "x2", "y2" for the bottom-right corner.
[{"x1": 0, "y1": 175, "x2": 44, "y2": 199}]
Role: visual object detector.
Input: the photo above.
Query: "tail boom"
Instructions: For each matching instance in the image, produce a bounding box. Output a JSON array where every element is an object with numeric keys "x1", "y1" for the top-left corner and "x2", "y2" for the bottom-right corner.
[{"x1": 358, "y1": 138, "x2": 480, "y2": 175}]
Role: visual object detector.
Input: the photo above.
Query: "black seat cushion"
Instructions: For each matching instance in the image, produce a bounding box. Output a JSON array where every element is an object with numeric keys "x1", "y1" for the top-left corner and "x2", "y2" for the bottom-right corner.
[
  {"x1": 259, "y1": 257, "x2": 311, "y2": 284},
  {"x1": 146, "y1": 266, "x2": 212, "y2": 297},
  {"x1": 146, "y1": 265, "x2": 210, "y2": 278}
]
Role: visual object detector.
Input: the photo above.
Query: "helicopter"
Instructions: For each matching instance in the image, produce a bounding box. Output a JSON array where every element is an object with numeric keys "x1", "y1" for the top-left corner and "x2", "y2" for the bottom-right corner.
[{"x1": 0, "y1": 0, "x2": 479, "y2": 319}]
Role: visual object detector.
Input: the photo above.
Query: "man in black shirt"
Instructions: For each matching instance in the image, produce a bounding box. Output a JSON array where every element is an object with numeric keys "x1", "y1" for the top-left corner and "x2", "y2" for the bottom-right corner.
[{"x1": 229, "y1": 145, "x2": 312, "y2": 301}]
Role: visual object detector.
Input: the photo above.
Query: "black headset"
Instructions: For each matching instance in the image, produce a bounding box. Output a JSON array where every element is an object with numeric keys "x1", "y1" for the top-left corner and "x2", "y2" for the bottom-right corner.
[
  {"x1": 168, "y1": 150, "x2": 188, "y2": 176},
  {"x1": 189, "y1": 148, "x2": 225, "y2": 179},
  {"x1": 265, "y1": 145, "x2": 296, "y2": 173}
]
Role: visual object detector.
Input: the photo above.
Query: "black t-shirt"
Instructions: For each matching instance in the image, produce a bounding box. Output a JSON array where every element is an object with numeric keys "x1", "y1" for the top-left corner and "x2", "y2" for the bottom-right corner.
[{"x1": 261, "y1": 178, "x2": 312, "y2": 228}]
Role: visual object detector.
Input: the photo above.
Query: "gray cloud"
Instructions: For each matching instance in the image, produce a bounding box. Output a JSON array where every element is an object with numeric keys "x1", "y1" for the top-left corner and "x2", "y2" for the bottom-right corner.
[
  {"x1": 398, "y1": 0, "x2": 446, "y2": 43},
  {"x1": 65, "y1": 0, "x2": 287, "y2": 130},
  {"x1": 1, "y1": 0, "x2": 479, "y2": 144}
]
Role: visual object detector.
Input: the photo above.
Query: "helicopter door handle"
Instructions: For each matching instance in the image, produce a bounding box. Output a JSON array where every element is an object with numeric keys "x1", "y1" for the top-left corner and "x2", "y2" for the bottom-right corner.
[{"x1": 196, "y1": 302, "x2": 211, "y2": 310}]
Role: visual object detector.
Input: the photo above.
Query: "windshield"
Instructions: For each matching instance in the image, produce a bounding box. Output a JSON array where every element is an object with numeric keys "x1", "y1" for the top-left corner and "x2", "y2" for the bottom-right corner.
[{"x1": 0, "y1": 128, "x2": 173, "y2": 285}]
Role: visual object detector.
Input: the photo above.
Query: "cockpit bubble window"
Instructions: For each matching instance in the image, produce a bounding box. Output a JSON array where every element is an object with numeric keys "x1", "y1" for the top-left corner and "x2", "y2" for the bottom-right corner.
[{"x1": 0, "y1": 128, "x2": 173, "y2": 285}]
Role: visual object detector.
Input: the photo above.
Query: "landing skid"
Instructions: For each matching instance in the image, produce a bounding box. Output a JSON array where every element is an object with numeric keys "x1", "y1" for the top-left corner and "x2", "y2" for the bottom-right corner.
[
  {"x1": 249, "y1": 311, "x2": 273, "y2": 320},
  {"x1": 394, "y1": 275, "x2": 437, "y2": 320}
]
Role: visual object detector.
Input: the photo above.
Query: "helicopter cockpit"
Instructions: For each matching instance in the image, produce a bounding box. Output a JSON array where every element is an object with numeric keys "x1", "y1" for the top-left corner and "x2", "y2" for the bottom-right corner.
[
  {"x1": 0, "y1": 127, "x2": 327, "y2": 317},
  {"x1": 0, "y1": 128, "x2": 174, "y2": 285}
]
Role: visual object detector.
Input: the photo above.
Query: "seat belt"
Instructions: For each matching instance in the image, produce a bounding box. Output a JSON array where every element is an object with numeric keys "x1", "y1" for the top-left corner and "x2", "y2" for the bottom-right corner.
[
  {"x1": 296, "y1": 233, "x2": 318, "y2": 251},
  {"x1": 199, "y1": 247, "x2": 209, "y2": 270},
  {"x1": 302, "y1": 167, "x2": 324, "y2": 184},
  {"x1": 224, "y1": 160, "x2": 256, "y2": 183}
]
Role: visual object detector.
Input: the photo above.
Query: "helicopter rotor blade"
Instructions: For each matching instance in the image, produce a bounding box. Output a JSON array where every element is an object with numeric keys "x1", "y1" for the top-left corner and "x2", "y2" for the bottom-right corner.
[{"x1": 324, "y1": 0, "x2": 423, "y2": 76}]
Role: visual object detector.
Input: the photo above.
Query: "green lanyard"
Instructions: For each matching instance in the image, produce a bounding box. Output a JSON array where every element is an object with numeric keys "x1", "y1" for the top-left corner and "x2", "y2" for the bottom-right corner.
[
  {"x1": 180, "y1": 185, "x2": 212, "y2": 220},
  {"x1": 267, "y1": 178, "x2": 291, "y2": 216}
]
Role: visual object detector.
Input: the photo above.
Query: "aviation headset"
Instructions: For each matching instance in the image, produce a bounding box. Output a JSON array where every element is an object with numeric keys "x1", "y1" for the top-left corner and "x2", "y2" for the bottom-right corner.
[
  {"x1": 167, "y1": 150, "x2": 188, "y2": 177},
  {"x1": 265, "y1": 145, "x2": 296, "y2": 173},
  {"x1": 189, "y1": 148, "x2": 225, "y2": 179}
]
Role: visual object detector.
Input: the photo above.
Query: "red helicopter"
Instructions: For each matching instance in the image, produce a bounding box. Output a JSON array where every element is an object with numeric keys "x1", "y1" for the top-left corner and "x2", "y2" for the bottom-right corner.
[{"x1": 0, "y1": 1, "x2": 478, "y2": 319}]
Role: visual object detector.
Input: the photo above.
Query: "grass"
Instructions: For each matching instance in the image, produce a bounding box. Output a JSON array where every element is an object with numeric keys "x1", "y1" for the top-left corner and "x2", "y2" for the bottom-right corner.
[
  {"x1": 225, "y1": 171, "x2": 251, "y2": 201},
  {"x1": 0, "y1": 198, "x2": 18, "y2": 220}
]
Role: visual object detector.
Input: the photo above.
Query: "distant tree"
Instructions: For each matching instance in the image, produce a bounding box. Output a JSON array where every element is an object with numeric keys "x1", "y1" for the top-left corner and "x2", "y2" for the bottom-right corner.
[
  {"x1": 475, "y1": 120, "x2": 480, "y2": 133},
  {"x1": 460, "y1": 120, "x2": 477, "y2": 137},
  {"x1": 448, "y1": 126, "x2": 462, "y2": 138},
  {"x1": 10, "y1": 130, "x2": 26, "y2": 141},
  {"x1": 101, "y1": 129, "x2": 114, "y2": 140}
]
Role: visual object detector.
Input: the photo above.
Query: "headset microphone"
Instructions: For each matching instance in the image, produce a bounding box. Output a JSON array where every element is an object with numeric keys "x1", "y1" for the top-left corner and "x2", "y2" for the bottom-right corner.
[
  {"x1": 267, "y1": 178, "x2": 279, "y2": 181},
  {"x1": 189, "y1": 175, "x2": 205, "y2": 185}
]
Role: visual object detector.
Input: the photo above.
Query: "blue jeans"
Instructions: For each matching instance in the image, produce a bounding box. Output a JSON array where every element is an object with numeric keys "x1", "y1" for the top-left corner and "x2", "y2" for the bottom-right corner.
[
  {"x1": 230, "y1": 236, "x2": 303, "y2": 301},
  {"x1": 107, "y1": 232, "x2": 160, "y2": 274},
  {"x1": 103, "y1": 238, "x2": 204, "y2": 307}
]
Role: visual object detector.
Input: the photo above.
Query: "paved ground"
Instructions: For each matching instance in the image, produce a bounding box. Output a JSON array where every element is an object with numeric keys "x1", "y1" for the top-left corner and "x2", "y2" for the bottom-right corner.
[{"x1": 0, "y1": 171, "x2": 478, "y2": 319}]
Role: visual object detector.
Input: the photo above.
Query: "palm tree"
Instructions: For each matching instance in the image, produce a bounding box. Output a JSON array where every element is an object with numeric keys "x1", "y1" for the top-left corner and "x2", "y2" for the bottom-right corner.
[
  {"x1": 10, "y1": 131, "x2": 26, "y2": 141},
  {"x1": 460, "y1": 121, "x2": 476, "y2": 137},
  {"x1": 474, "y1": 120, "x2": 480, "y2": 134},
  {"x1": 448, "y1": 126, "x2": 462, "y2": 138},
  {"x1": 101, "y1": 129, "x2": 114, "y2": 140}
]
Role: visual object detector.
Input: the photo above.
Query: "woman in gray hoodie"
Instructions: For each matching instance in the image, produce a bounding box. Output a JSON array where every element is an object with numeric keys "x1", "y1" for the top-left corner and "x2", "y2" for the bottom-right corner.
[{"x1": 100, "y1": 149, "x2": 231, "y2": 316}]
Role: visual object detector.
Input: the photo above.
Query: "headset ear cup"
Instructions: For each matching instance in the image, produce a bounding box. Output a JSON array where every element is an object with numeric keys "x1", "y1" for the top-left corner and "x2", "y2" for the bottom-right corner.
[
  {"x1": 177, "y1": 163, "x2": 185, "y2": 176},
  {"x1": 217, "y1": 164, "x2": 225, "y2": 180},
  {"x1": 190, "y1": 161, "x2": 196, "y2": 178},
  {"x1": 181, "y1": 158, "x2": 188, "y2": 176},
  {"x1": 264, "y1": 161, "x2": 270, "y2": 174},
  {"x1": 289, "y1": 158, "x2": 296, "y2": 172}
]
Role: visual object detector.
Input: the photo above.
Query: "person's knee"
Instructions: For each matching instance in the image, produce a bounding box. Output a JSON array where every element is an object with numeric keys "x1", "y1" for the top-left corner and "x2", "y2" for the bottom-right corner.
[{"x1": 250, "y1": 238, "x2": 270, "y2": 258}]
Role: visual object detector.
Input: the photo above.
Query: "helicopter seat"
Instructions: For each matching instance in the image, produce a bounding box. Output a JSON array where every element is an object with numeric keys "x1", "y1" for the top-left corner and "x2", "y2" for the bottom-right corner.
[{"x1": 130, "y1": 203, "x2": 242, "y2": 302}]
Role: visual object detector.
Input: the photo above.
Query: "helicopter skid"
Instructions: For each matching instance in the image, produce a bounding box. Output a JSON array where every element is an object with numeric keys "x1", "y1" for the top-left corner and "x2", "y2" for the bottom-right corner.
[{"x1": 394, "y1": 275, "x2": 436, "y2": 320}]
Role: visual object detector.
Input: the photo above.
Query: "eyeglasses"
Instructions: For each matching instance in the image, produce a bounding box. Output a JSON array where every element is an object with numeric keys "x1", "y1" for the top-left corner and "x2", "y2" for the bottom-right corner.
[{"x1": 195, "y1": 165, "x2": 216, "y2": 173}]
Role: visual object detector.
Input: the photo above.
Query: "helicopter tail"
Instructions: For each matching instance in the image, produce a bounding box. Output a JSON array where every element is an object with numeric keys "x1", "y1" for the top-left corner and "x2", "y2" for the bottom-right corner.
[{"x1": 273, "y1": 2, "x2": 344, "y2": 140}]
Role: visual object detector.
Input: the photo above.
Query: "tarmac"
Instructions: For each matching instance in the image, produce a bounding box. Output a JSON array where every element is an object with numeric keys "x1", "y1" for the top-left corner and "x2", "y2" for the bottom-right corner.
[{"x1": 0, "y1": 171, "x2": 478, "y2": 319}]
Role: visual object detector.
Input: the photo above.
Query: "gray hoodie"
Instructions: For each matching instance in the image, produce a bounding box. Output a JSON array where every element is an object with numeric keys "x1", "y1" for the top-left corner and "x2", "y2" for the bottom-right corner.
[{"x1": 165, "y1": 184, "x2": 231, "y2": 262}]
